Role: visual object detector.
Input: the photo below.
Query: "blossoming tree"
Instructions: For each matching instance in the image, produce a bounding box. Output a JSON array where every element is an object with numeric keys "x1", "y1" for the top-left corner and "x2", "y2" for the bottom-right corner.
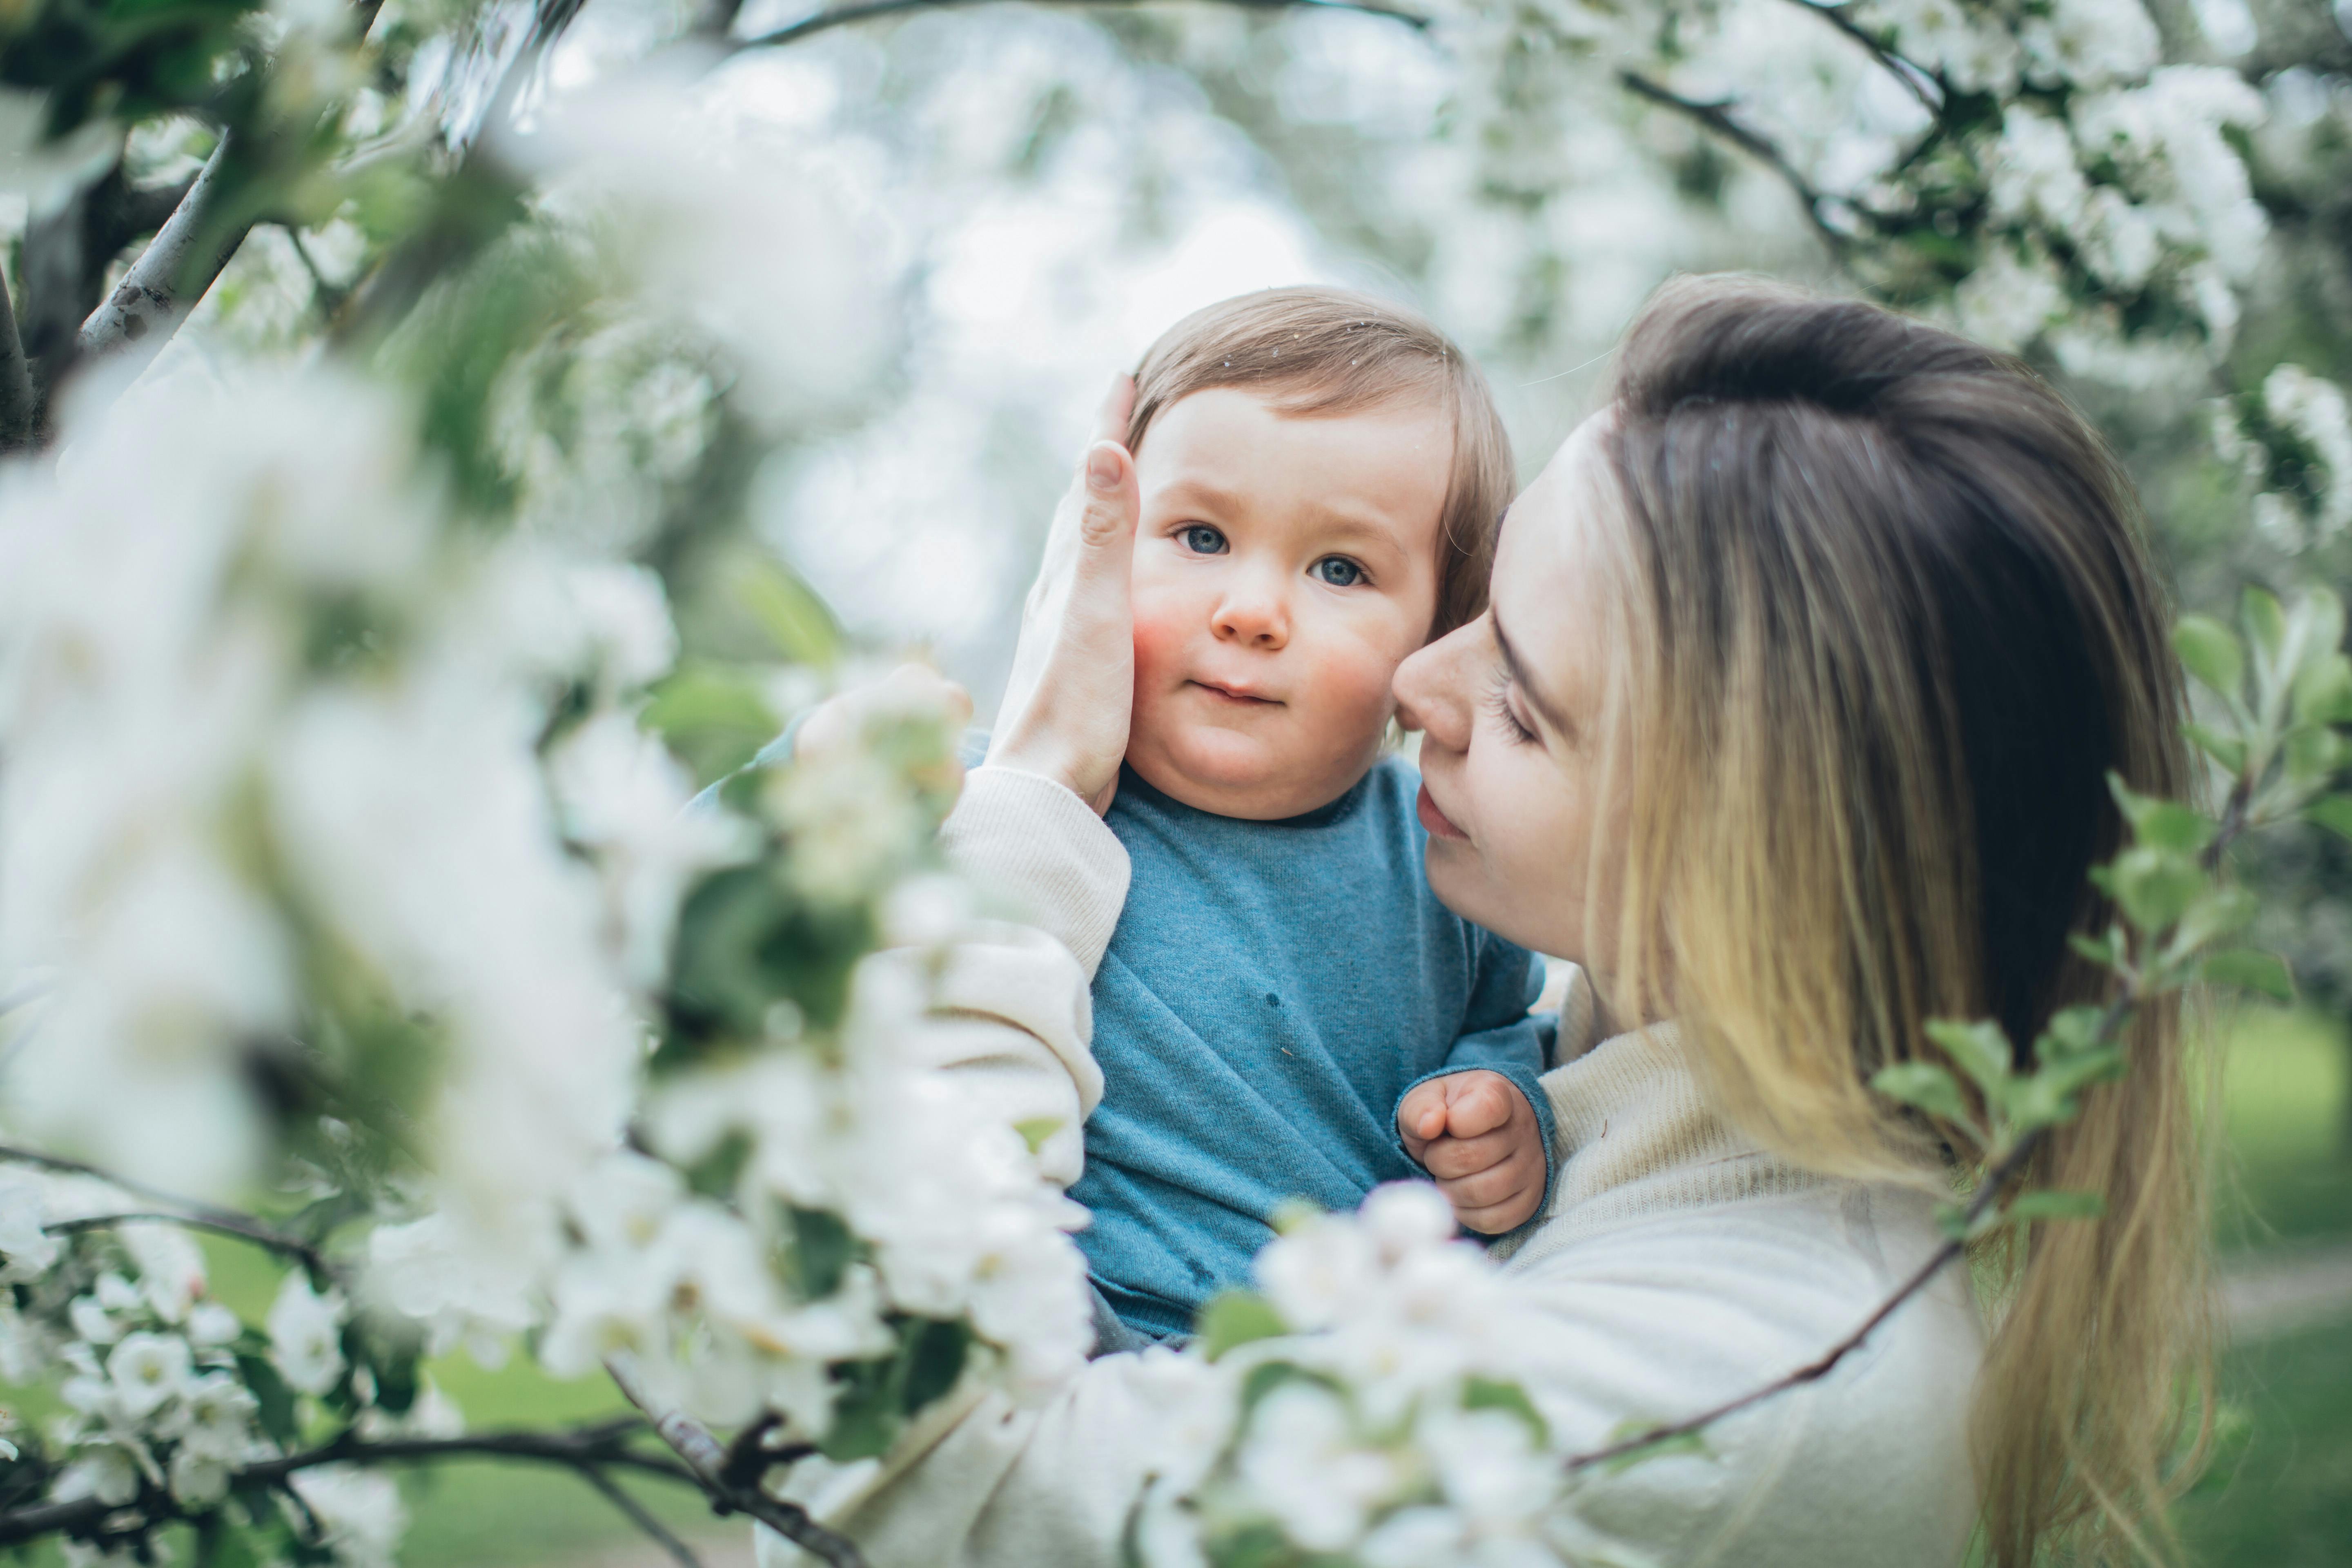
[{"x1": 2, "y1": 0, "x2": 2349, "y2": 1565}]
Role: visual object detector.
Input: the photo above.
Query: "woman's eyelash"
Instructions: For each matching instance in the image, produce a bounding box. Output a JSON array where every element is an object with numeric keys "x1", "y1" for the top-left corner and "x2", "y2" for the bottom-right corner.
[{"x1": 1484, "y1": 670, "x2": 1537, "y2": 744}]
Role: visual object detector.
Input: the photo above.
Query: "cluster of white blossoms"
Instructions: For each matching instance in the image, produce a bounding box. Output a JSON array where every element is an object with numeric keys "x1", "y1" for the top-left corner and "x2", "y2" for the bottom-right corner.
[
  {"x1": 1133, "y1": 1184, "x2": 1646, "y2": 1568},
  {"x1": 2213, "y1": 363, "x2": 2352, "y2": 551},
  {"x1": 0, "y1": 1164, "x2": 445, "y2": 1568}
]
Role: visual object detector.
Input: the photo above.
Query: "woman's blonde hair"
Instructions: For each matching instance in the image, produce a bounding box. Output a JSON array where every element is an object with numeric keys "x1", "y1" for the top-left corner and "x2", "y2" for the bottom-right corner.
[{"x1": 1589, "y1": 276, "x2": 2210, "y2": 1564}]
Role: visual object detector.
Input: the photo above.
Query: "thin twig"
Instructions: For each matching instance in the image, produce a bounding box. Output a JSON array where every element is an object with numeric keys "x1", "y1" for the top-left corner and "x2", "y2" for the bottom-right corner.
[
  {"x1": 0, "y1": 1143, "x2": 305, "y2": 1251},
  {"x1": 1617, "y1": 69, "x2": 1856, "y2": 259},
  {"x1": 605, "y1": 1354, "x2": 866, "y2": 1568},
  {"x1": 731, "y1": 0, "x2": 1429, "y2": 53},
  {"x1": 1784, "y1": 0, "x2": 1942, "y2": 113},
  {"x1": 0, "y1": 1420, "x2": 697, "y2": 1546},
  {"x1": 42, "y1": 1212, "x2": 332, "y2": 1276},
  {"x1": 578, "y1": 1464, "x2": 708, "y2": 1568}
]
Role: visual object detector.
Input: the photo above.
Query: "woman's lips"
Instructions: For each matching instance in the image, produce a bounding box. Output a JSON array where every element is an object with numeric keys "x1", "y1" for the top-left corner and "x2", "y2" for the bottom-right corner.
[{"x1": 1417, "y1": 781, "x2": 1469, "y2": 841}]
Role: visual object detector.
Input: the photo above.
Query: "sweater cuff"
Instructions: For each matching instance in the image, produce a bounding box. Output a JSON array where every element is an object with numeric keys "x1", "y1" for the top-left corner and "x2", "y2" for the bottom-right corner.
[
  {"x1": 1390, "y1": 1063, "x2": 1561, "y2": 1245},
  {"x1": 938, "y1": 767, "x2": 1131, "y2": 979}
]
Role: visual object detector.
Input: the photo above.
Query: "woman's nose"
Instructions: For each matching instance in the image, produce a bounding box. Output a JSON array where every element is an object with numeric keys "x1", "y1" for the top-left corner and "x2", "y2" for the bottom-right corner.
[
  {"x1": 1394, "y1": 616, "x2": 1481, "y2": 748},
  {"x1": 1211, "y1": 572, "x2": 1290, "y2": 649}
]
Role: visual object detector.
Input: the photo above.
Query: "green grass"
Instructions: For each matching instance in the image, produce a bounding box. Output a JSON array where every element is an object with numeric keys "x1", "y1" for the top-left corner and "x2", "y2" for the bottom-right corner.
[
  {"x1": 2217, "y1": 1006, "x2": 2352, "y2": 1252},
  {"x1": 2181, "y1": 1318, "x2": 2352, "y2": 1567}
]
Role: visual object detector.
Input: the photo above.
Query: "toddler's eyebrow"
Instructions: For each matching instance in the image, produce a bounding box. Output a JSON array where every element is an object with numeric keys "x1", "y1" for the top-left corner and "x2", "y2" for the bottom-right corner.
[{"x1": 1492, "y1": 614, "x2": 1574, "y2": 735}]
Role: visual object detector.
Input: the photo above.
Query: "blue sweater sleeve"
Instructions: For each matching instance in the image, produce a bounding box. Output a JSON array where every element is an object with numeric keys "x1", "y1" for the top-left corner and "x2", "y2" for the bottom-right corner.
[{"x1": 1392, "y1": 941, "x2": 1561, "y2": 1238}]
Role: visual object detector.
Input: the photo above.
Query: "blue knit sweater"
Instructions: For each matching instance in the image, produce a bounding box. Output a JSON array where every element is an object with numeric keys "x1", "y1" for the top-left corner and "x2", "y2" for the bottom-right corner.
[{"x1": 1078, "y1": 756, "x2": 1556, "y2": 1338}]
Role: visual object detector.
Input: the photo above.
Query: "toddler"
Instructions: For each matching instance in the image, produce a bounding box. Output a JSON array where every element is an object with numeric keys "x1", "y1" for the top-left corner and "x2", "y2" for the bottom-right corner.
[{"x1": 1060, "y1": 290, "x2": 1558, "y2": 1344}]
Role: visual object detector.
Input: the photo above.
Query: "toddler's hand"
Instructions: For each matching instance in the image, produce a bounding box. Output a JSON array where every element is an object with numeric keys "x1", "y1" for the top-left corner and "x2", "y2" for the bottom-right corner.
[{"x1": 1396, "y1": 1071, "x2": 1546, "y2": 1235}]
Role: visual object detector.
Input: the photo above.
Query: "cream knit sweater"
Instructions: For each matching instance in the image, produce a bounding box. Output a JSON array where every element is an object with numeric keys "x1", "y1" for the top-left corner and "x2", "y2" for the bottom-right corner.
[{"x1": 763, "y1": 768, "x2": 1986, "y2": 1568}]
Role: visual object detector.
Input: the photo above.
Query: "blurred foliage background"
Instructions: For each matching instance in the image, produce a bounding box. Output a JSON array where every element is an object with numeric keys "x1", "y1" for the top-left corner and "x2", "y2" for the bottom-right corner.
[{"x1": 7, "y1": 0, "x2": 2352, "y2": 1561}]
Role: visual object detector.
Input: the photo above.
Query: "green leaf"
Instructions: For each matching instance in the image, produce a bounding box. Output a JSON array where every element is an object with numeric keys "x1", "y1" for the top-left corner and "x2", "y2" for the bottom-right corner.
[
  {"x1": 1197, "y1": 1291, "x2": 1288, "y2": 1361},
  {"x1": 2183, "y1": 722, "x2": 2247, "y2": 775},
  {"x1": 1997, "y1": 1048, "x2": 2123, "y2": 1131},
  {"x1": 2068, "y1": 932, "x2": 2117, "y2": 968},
  {"x1": 2306, "y1": 794, "x2": 2352, "y2": 844},
  {"x1": 1924, "y1": 1017, "x2": 2014, "y2": 1094},
  {"x1": 2005, "y1": 1189, "x2": 2106, "y2": 1224},
  {"x1": 236, "y1": 1353, "x2": 301, "y2": 1449},
  {"x1": 2243, "y1": 586, "x2": 2287, "y2": 666},
  {"x1": 1871, "y1": 1061, "x2": 1971, "y2": 1125},
  {"x1": 2293, "y1": 651, "x2": 2352, "y2": 727},
  {"x1": 1012, "y1": 1117, "x2": 1062, "y2": 1156},
  {"x1": 2291, "y1": 588, "x2": 2347, "y2": 682},
  {"x1": 2171, "y1": 886, "x2": 2260, "y2": 957},
  {"x1": 2102, "y1": 846, "x2": 2208, "y2": 933},
  {"x1": 2202, "y1": 948, "x2": 2294, "y2": 1002},
  {"x1": 2106, "y1": 775, "x2": 2216, "y2": 853},
  {"x1": 2039, "y1": 1005, "x2": 2112, "y2": 1061},
  {"x1": 2174, "y1": 615, "x2": 2244, "y2": 700},
  {"x1": 900, "y1": 1317, "x2": 973, "y2": 1415},
  {"x1": 783, "y1": 1207, "x2": 860, "y2": 1301},
  {"x1": 1463, "y1": 1377, "x2": 1550, "y2": 1444},
  {"x1": 734, "y1": 558, "x2": 842, "y2": 669},
  {"x1": 2283, "y1": 724, "x2": 2345, "y2": 785}
]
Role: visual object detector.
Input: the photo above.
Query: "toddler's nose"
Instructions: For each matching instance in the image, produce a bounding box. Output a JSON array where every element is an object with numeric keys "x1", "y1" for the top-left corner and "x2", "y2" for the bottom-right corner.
[{"x1": 1212, "y1": 579, "x2": 1290, "y2": 650}]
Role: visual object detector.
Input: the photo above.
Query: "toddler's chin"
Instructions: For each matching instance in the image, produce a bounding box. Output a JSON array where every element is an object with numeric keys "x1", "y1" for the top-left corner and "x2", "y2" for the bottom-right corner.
[{"x1": 1129, "y1": 724, "x2": 1356, "y2": 820}]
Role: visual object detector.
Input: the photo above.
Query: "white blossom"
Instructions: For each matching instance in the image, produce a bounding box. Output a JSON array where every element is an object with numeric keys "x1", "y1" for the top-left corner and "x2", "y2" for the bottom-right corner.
[
  {"x1": 107, "y1": 1332, "x2": 195, "y2": 1420},
  {"x1": 168, "y1": 1446, "x2": 234, "y2": 1508},
  {"x1": 54, "y1": 1444, "x2": 143, "y2": 1507},
  {"x1": 2019, "y1": 0, "x2": 2160, "y2": 90},
  {"x1": 291, "y1": 1466, "x2": 408, "y2": 1568},
  {"x1": 267, "y1": 1274, "x2": 348, "y2": 1396},
  {"x1": 0, "y1": 1170, "x2": 59, "y2": 1283}
]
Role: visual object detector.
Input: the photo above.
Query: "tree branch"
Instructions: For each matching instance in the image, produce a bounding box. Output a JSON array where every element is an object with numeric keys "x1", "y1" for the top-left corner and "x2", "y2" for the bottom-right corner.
[
  {"x1": 578, "y1": 1464, "x2": 709, "y2": 1568},
  {"x1": 605, "y1": 1353, "x2": 867, "y2": 1568},
  {"x1": 75, "y1": 134, "x2": 254, "y2": 385},
  {"x1": 0, "y1": 1420, "x2": 699, "y2": 1547},
  {"x1": 42, "y1": 1211, "x2": 332, "y2": 1278},
  {"x1": 730, "y1": 0, "x2": 1430, "y2": 54},
  {"x1": 1617, "y1": 69, "x2": 1856, "y2": 259},
  {"x1": 0, "y1": 1141, "x2": 347, "y2": 1288},
  {"x1": 330, "y1": 0, "x2": 585, "y2": 349},
  {"x1": 0, "y1": 265, "x2": 33, "y2": 454},
  {"x1": 1784, "y1": 0, "x2": 1942, "y2": 113}
]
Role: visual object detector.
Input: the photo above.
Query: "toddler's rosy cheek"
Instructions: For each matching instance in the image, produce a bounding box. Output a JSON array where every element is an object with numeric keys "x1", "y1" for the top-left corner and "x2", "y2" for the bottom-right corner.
[{"x1": 1129, "y1": 594, "x2": 1192, "y2": 684}]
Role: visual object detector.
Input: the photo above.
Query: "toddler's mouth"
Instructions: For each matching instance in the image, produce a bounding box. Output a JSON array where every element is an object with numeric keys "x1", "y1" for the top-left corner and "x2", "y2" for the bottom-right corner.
[{"x1": 1188, "y1": 679, "x2": 1281, "y2": 706}]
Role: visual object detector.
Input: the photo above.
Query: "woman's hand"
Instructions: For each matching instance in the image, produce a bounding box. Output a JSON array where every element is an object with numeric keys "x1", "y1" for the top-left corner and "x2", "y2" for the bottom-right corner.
[{"x1": 983, "y1": 375, "x2": 1142, "y2": 815}]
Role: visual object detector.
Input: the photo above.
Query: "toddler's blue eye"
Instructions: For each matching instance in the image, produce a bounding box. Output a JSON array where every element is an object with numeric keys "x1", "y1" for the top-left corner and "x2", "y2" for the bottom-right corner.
[
  {"x1": 1313, "y1": 557, "x2": 1364, "y2": 587},
  {"x1": 1181, "y1": 525, "x2": 1227, "y2": 555}
]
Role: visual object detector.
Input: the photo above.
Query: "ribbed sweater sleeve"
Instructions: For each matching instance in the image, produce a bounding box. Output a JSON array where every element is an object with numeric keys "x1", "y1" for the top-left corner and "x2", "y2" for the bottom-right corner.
[{"x1": 938, "y1": 767, "x2": 1130, "y2": 980}]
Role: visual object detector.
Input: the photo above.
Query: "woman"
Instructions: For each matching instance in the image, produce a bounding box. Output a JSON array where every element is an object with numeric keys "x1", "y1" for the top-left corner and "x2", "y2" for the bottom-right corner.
[{"x1": 794, "y1": 276, "x2": 2209, "y2": 1567}]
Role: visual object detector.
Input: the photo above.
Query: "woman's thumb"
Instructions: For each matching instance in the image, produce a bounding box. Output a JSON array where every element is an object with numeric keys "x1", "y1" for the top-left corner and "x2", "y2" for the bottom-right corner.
[{"x1": 1078, "y1": 440, "x2": 1137, "y2": 552}]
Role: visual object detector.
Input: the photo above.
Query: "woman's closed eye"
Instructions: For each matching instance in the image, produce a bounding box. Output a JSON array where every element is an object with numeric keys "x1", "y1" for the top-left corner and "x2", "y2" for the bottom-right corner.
[
  {"x1": 1484, "y1": 668, "x2": 1537, "y2": 744},
  {"x1": 1311, "y1": 556, "x2": 1367, "y2": 588},
  {"x1": 1179, "y1": 524, "x2": 1228, "y2": 555}
]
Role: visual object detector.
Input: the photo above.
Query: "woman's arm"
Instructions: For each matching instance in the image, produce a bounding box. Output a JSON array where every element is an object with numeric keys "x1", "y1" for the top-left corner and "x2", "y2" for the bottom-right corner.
[{"x1": 903, "y1": 766, "x2": 1130, "y2": 1189}]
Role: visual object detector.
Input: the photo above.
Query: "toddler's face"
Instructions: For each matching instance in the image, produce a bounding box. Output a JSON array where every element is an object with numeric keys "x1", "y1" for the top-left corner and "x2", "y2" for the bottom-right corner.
[{"x1": 1125, "y1": 387, "x2": 1449, "y2": 820}]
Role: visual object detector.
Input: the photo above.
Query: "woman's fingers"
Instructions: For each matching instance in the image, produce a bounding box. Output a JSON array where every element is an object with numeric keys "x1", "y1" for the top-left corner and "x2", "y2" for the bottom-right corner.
[
  {"x1": 1095, "y1": 370, "x2": 1136, "y2": 445},
  {"x1": 986, "y1": 375, "x2": 1143, "y2": 813}
]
